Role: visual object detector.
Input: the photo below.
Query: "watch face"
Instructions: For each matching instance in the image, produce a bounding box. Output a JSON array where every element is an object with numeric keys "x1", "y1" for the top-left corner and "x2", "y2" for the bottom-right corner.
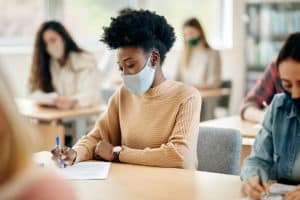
[{"x1": 113, "y1": 146, "x2": 122, "y2": 153}]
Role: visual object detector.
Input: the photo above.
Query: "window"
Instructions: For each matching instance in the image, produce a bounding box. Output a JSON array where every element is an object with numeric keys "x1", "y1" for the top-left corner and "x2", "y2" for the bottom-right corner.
[
  {"x1": 0, "y1": 0, "x2": 232, "y2": 49},
  {"x1": 0, "y1": 0, "x2": 46, "y2": 46},
  {"x1": 139, "y1": 0, "x2": 232, "y2": 48},
  {"x1": 63, "y1": 0, "x2": 130, "y2": 45},
  {"x1": 63, "y1": 0, "x2": 233, "y2": 49}
]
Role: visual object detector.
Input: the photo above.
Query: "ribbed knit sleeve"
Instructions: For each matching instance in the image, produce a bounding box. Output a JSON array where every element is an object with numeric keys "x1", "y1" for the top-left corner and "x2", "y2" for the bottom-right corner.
[{"x1": 72, "y1": 91, "x2": 121, "y2": 162}]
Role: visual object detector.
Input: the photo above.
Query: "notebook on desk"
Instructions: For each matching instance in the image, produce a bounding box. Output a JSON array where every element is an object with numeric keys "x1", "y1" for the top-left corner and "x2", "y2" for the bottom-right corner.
[
  {"x1": 262, "y1": 183, "x2": 296, "y2": 200},
  {"x1": 58, "y1": 161, "x2": 111, "y2": 180},
  {"x1": 241, "y1": 183, "x2": 296, "y2": 200},
  {"x1": 33, "y1": 152, "x2": 111, "y2": 180},
  {"x1": 31, "y1": 92, "x2": 58, "y2": 106}
]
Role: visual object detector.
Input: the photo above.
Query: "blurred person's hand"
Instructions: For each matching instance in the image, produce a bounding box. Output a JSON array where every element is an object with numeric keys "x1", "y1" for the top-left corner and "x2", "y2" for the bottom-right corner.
[
  {"x1": 284, "y1": 185, "x2": 300, "y2": 200},
  {"x1": 54, "y1": 97, "x2": 77, "y2": 110}
]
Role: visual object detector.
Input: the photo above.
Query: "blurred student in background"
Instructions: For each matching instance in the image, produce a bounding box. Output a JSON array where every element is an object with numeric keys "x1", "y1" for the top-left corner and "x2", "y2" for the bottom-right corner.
[
  {"x1": 177, "y1": 18, "x2": 221, "y2": 121},
  {"x1": 177, "y1": 17, "x2": 221, "y2": 89},
  {"x1": 240, "y1": 62, "x2": 283, "y2": 123},
  {"x1": 29, "y1": 21, "x2": 101, "y2": 110},
  {"x1": 0, "y1": 71, "x2": 75, "y2": 200}
]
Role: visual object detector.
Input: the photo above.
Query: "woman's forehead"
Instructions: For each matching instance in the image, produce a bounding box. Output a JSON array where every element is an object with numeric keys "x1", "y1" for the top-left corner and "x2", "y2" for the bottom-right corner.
[
  {"x1": 279, "y1": 59, "x2": 300, "y2": 80},
  {"x1": 117, "y1": 47, "x2": 146, "y2": 62},
  {"x1": 43, "y1": 29, "x2": 61, "y2": 42},
  {"x1": 184, "y1": 26, "x2": 200, "y2": 34}
]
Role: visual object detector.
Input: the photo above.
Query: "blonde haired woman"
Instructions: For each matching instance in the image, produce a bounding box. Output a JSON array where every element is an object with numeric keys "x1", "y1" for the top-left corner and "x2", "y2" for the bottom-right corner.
[
  {"x1": 177, "y1": 18, "x2": 221, "y2": 89},
  {"x1": 0, "y1": 72, "x2": 76, "y2": 200},
  {"x1": 176, "y1": 18, "x2": 221, "y2": 121}
]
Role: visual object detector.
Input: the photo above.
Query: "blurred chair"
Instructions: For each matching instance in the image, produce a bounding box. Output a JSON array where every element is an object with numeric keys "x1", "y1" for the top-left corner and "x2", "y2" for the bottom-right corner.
[
  {"x1": 197, "y1": 126, "x2": 242, "y2": 175},
  {"x1": 214, "y1": 80, "x2": 232, "y2": 118}
]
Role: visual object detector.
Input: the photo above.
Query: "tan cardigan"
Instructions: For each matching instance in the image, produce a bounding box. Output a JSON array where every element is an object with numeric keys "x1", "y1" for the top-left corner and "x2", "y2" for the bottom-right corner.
[{"x1": 73, "y1": 80, "x2": 202, "y2": 169}]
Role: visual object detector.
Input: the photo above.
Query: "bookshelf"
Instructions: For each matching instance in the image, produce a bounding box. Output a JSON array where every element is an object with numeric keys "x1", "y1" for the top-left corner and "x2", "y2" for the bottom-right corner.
[{"x1": 244, "y1": 0, "x2": 300, "y2": 92}]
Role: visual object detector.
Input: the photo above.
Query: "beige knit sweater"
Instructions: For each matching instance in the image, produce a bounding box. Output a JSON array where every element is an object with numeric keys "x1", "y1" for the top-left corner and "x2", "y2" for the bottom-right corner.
[{"x1": 73, "y1": 80, "x2": 202, "y2": 169}]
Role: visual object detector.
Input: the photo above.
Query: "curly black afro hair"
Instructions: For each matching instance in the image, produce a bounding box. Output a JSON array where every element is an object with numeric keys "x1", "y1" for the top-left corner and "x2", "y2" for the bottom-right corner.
[{"x1": 101, "y1": 10, "x2": 176, "y2": 64}]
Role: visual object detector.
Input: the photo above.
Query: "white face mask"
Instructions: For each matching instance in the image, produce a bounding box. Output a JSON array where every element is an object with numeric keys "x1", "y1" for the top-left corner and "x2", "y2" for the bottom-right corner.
[
  {"x1": 47, "y1": 41, "x2": 65, "y2": 59},
  {"x1": 121, "y1": 56, "x2": 155, "y2": 95}
]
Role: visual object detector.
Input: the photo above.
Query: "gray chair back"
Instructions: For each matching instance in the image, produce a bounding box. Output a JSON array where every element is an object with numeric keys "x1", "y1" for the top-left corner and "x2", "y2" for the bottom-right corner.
[{"x1": 197, "y1": 126, "x2": 242, "y2": 175}]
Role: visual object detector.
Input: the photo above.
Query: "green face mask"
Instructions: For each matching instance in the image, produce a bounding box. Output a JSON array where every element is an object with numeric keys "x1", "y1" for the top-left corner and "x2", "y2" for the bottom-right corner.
[{"x1": 187, "y1": 36, "x2": 202, "y2": 47}]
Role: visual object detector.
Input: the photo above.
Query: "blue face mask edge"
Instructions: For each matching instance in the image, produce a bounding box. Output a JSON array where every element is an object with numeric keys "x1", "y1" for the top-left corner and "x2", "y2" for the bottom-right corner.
[{"x1": 121, "y1": 55, "x2": 156, "y2": 95}]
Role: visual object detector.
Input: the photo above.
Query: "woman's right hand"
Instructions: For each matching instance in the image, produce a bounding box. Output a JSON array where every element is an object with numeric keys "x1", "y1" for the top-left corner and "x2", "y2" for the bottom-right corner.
[
  {"x1": 51, "y1": 146, "x2": 77, "y2": 166},
  {"x1": 54, "y1": 97, "x2": 77, "y2": 110},
  {"x1": 243, "y1": 176, "x2": 269, "y2": 200}
]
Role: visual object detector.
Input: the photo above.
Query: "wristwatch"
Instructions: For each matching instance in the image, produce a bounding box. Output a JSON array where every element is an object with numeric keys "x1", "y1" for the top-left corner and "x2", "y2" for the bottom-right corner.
[{"x1": 113, "y1": 146, "x2": 122, "y2": 162}]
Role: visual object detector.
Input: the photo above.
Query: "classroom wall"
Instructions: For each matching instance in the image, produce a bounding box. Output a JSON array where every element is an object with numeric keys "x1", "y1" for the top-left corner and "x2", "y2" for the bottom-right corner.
[{"x1": 0, "y1": 52, "x2": 31, "y2": 97}]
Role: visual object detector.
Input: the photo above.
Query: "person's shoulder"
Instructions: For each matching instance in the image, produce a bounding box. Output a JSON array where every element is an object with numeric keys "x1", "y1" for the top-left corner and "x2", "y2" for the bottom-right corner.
[
  {"x1": 69, "y1": 51, "x2": 97, "y2": 71},
  {"x1": 207, "y1": 48, "x2": 220, "y2": 57},
  {"x1": 117, "y1": 80, "x2": 201, "y2": 102},
  {"x1": 70, "y1": 50, "x2": 95, "y2": 59},
  {"x1": 114, "y1": 84, "x2": 127, "y2": 97},
  {"x1": 208, "y1": 48, "x2": 219, "y2": 53},
  {"x1": 167, "y1": 80, "x2": 201, "y2": 101},
  {"x1": 271, "y1": 93, "x2": 287, "y2": 109},
  {"x1": 70, "y1": 51, "x2": 95, "y2": 61},
  {"x1": 103, "y1": 84, "x2": 125, "y2": 106},
  {"x1": 17, "y1": 174, "x2": 76, "y2": 200}
]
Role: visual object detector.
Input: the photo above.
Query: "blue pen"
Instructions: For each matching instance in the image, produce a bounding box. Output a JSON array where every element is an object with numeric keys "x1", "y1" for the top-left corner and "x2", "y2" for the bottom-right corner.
[{"x1": 55, "y1": 136, "x2": 65, "y2": 168}]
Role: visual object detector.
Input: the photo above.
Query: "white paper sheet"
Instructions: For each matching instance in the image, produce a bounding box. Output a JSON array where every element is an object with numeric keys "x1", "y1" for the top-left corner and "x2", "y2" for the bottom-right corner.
[
  {"x1": 241, "y1": 183, "x2": 296, "y2": 200},
  {"x1": 33, "y1": 151, "x2": 57, "y2": 169},
  {"x1": 260, "y1": 183, "x2": 296, "y2": 200},
  {"x1": 31, "y1": 92, "x2": 58, "y2": 106},
  {"x1": 58, "y1": 161, "x2": 111, "y2": 180},
  {"x1": 269, "y1": 183, "x2": 296, "y2": 194}
]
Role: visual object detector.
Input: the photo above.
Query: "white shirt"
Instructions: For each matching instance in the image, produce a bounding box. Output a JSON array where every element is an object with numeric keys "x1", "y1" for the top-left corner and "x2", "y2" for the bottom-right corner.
[
  {"x1": 178, "y1": 48, "x2": 221, "y2": 87},
  {"x1": 32, "y1": 51, "x2": 101, "y2": 108}
]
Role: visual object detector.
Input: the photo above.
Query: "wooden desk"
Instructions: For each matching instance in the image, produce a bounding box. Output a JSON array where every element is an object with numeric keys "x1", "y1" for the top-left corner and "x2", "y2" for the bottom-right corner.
[
  {"x1": 16, "y1": 98, "x2": 106, "y2": 150},
  {"x1": 200, "y1": 115, "x2": 260, "y2": 138},
  {"x1": 73, "y1": 163, "x2": 244, "y2": 200},
  {"x1": 16, "y1": 98, "x2": 106, "y2": 122},
  {"x1": 35, "y1": 151, "x2": 244, "y2": 200},
  {"x1": 199, "y1": 88, "x2": 230, "y2": 99}
]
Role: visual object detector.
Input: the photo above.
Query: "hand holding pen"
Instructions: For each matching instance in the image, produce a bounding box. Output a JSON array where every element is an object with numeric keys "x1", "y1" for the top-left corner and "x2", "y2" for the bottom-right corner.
[
  {"x1": 56, "y1": 136, "x2": 65, "y2": 168},
  {"x1": 243, "y1": 171, "x2": 269, "y2": 200},
  {"x1": 51, "y1": 136, "x2": 77, "y2": 167}
]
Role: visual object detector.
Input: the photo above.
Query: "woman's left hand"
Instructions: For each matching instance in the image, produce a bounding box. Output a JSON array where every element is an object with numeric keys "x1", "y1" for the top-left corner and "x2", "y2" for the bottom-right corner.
[
  {"x1": 284, "y1": 185, "x2": 300, "y2": 200},
  {"x1": 94, "y1": 140, "x2": 114, "y2": 161},
  {"x1": 54, "y1": 97, "x2": 77, "y2": 110}
]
